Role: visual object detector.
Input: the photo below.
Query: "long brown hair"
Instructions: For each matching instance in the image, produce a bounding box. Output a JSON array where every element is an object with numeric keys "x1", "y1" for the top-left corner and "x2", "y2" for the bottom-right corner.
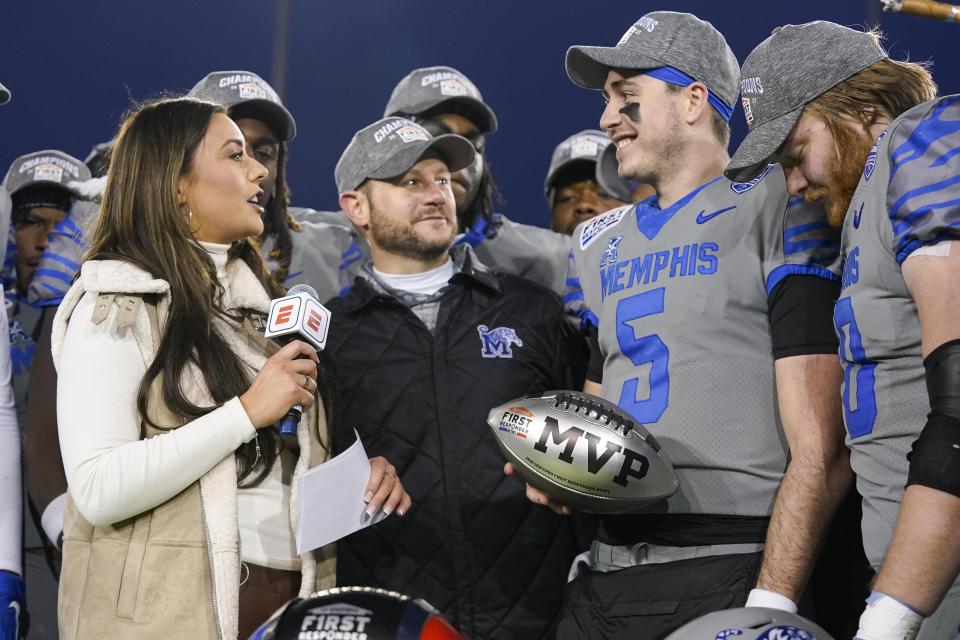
[{"x1": 87, "y1": 97, "x2": 289, "y2": 485}]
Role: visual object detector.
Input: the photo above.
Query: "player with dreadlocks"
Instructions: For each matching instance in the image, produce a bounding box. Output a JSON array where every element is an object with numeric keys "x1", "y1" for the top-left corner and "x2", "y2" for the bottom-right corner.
[{"x1": 189, "y1": 70, "x2": 353, "y2": 301}]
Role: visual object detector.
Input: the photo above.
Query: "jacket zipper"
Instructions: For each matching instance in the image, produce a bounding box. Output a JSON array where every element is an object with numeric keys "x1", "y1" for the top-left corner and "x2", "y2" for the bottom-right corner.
[{"x1": 199, "y1": 490, "x2": 224, "y2": 640}]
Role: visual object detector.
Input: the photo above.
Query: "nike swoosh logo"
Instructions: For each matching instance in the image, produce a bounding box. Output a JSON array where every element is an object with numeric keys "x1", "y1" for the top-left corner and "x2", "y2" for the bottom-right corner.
[
  {"x1": 696, "y1": 205, "x2": 736, "y2": 224},
  {"x1": 9, "y1": 600, "x2": 20, "y2": 637},
  {"x1": 853, "y1": 202, "x2": 863, "y2": 229}
]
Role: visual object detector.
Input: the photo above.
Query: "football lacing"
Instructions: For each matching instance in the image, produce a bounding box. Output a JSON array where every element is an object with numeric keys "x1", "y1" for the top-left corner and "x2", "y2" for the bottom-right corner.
[{"x1": 554, "y1": 391, "x2": 635, "y2": 436}]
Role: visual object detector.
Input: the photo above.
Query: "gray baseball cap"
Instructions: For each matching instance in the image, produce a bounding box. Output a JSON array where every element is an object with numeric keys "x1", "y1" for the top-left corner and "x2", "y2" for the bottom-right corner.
[
  {"x1": 726, "y1": 22, "x2": 887, "y2": 182},
  {"x1": 383, "y1": 66, "x2": 498, "y2": 134},
  {"x1": 545, "y1": 130, "x2": 631, "y2": 202},
  {"x1": 566, "y1": 11, "x2": 740, "y2": 111},
  {"x1": 596, "y1": 142, "x2": 635, "y2": 202},
  {"x1": 188, "y1": 70, "x2": 296, "y2": 141},
  {"x1": 2, "y1": 150, "x2": 92, "y2": 199},
  {"x1": 335, "y1": 117, "x2": 476, "y2": 193},
  {"x1": 0, "y1": 82, "x2": 10, "y2": 105}
]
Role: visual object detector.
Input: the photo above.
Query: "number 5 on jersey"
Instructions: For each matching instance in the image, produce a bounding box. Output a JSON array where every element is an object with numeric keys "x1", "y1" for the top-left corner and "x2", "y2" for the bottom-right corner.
[{"x1": 616, "y1": 287, "x2": 670, "y2": 424}]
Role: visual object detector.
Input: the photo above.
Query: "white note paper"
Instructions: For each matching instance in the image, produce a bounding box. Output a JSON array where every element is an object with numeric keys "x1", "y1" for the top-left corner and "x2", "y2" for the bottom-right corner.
[{"x1": 295, "y1": 433, "x2": 387, "y2": 554}]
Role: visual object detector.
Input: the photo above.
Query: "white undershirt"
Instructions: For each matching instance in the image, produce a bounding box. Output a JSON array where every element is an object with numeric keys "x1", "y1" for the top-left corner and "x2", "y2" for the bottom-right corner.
[
  {"x1": 373, "y1": 258, "x2": 454, "y2": 295},
  {"x1": 58, "y1": 243, "x2": 298, "y2": 569}
]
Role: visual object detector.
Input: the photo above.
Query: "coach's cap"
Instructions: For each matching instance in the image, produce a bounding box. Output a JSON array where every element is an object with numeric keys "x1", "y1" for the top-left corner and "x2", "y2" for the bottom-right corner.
[
  {"x1": 384, "y1": 66, "x2": 498, "y2": 134},
  {"x1": 545, "y1": 130, "x2": 631, "y2": 202},
  {"x1": 726, "y1": 21, "x2": 887, "y2": 182},
  {"x1": 566, "y1": 12, "x2": 740, "y2": 112},
  {"x1": 0, "y1": 82, "x2": 10, "y2": 105},
  {"x1": 335, "y1": 117, "x2": 476, "y2": 193},
  {"x1": 188, "y1": 70, "x2": 296, "y2": 141},
  {"x1": 3, "y1": 150, "x2": 92, "y2": 199}
]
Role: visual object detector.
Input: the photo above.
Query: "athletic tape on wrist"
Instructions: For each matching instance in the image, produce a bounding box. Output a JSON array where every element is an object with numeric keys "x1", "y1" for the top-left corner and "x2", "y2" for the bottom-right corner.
[
  {"x1": 856, "y1": 591, "x2": 923, "y2": 640},
  {"x1": 745, "y1": 587, "x2": 798, "y2": 613}
]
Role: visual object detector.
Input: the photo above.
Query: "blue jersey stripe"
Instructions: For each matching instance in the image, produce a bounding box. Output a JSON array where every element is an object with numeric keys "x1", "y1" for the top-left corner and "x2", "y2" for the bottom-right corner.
[
  {"x1": 579, "y1": 307, "x2": 599, "y2": 330},
  {"x1": 783, "y1": 221, "x2": 841, "y2": 255},
  {"x1": 890, "y1": 95, "x2": 960, "y2": 179},
  {"x1": 931, "y1": 144, "x2": 960, "y2": 169},
  {"x1": 456, "y1": 215, "x2": 493, "y2": 249},
  {"x1": 32, "y1": 268, "x2": 74, "y2": 284},
  {"x1": 54, "y1": 216, "x2": 84, "y2": 239},
  {"x1": 40, "y1": 252, "x2": 80, "y2": 271},
  {"x1": 635, "y1": 177, "x2": 723, "y2": 241},
  {"x1": 765, "y1": 263, "x2": 840, "y2": 297},
  {"x1": 896, "y1": 224, "x2": 960, "y2": 264},
  {"x1": 889, "y1": 175, "x2": 960, "y2": 236}
]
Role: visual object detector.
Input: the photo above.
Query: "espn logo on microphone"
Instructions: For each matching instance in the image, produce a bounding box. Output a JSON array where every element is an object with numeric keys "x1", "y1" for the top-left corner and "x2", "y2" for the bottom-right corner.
[{"x1": 265, "y1": 292, "x2": 331, "y2": 350}]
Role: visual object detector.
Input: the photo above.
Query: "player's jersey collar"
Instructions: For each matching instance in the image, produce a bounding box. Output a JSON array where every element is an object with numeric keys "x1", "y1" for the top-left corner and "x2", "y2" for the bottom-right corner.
[{"x1": 635, "y1": 176, "x2": 724, "y2": 240}]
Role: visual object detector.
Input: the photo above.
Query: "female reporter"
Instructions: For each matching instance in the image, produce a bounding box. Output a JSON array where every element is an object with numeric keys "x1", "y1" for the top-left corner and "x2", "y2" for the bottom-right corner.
[{"x1": 52, "y1": 97, "x2": 411, "y2": 640}]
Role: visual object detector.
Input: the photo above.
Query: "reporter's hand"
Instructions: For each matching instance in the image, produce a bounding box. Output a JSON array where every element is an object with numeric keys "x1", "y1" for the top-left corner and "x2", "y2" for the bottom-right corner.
[
  {"x1": 504, "y1": 462, "x2": 573, "y2": 516},
  {"x1": 0, "y1": 570, "x2": 25, "y2": 640},
  {"x1": 240, "y1": 340, "x2": 318, "y2": 429},
  {"x1": 364, "y1": 457, "x2": 412, "y2": 518}
]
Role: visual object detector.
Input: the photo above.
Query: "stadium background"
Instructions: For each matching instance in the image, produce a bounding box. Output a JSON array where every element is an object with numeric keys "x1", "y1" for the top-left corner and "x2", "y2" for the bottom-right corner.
[{"x1": 1, "y1": 0, "x2": 956, "y2": 229}]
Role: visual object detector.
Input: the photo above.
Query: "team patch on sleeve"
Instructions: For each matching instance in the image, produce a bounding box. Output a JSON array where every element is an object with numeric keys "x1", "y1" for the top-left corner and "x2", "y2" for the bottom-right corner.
[
  {"x1": 579, "y1": 206, "x2": 630, "y2": 250},
  {"x1": 729, "y1": 163, "x2": 775, "y2": 194}
]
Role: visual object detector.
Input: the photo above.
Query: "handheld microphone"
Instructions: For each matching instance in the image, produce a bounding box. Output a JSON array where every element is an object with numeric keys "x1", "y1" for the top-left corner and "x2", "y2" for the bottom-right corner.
[{"x1": 264, "y1": 284, "x2": 332, "y2": 436}]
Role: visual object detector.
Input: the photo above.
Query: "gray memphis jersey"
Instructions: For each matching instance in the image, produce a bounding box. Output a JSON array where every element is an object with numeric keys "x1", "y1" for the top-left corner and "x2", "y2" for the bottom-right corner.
[
  {"x1": 27, "y1": 199, "x2": 99, "y2": 308},
  {"x1": 835, "y1": 95, "x2": 960, "y2": 567},
  {"x1": 259, "y1": 207, "x2": 356, "y2": 300},
  {"x1": 458, "y1": 213, "x2": 570, "y2": 295},
  {"x1": 567, "y1": 165, "x2": 841, "y2": 516}
]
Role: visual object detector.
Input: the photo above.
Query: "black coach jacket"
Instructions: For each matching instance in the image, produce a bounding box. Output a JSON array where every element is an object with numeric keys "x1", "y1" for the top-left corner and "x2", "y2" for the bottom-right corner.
[{"x1": 326, "y1": 248, "x2": 586, "y2": 639}]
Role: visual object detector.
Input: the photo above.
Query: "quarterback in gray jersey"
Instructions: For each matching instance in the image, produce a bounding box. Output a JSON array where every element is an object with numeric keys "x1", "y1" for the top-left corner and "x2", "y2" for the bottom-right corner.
[
  {"x1": 571, "y1": 169, "x2": 837, "y2": 517},
  {"x1": 727, "y1": 21, "x2": 958, "y2": 640},
  {"x1": 516, "y1": 12, "x2": 850, "y2": 639}
]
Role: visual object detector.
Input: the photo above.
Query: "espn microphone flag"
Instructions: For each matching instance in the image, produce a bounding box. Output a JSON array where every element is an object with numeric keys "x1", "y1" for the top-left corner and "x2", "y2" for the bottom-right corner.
[
  {"x1": 265, "y1": 284, "x2": 331, "y2": 437},
  {"x1": 265, "y1": 285, "x2": 331, "y2": 351}
]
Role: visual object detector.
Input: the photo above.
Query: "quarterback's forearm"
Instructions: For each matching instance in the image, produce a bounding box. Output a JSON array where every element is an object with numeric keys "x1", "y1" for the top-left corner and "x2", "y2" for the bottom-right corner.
[
  {"x1": 757, "y1": 354, "x2": 851, "y2": 602},
  {"x1": 757, "y1": 444, "x2": 852, "y2": 601}
]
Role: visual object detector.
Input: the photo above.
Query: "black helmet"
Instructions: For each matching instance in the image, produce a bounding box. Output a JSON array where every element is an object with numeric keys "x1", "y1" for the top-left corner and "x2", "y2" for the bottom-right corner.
[{"x1": 248, "y1": 586, "x2": 463, "y2": 640}]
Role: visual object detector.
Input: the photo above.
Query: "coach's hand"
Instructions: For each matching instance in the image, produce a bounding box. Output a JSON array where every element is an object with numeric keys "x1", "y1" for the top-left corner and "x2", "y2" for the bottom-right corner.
[
  {"x1": 240, "y1": 340, "x2": 318, "y2": 429},
  {"x1": 365, "y1": 457, "x2": 412, "y2": 517},
  {"x1": 504, "y1": 462, "x2": 573, "y2": 516}
]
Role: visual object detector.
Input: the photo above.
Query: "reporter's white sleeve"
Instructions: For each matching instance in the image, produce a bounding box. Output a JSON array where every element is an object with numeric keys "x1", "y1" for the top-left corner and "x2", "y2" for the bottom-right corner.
[
  {"x1": 40, "y1": 492, "x2": 67, "y2": 549},
  {"x1": 0, "y1": 302, "x2": 22, "y2": 576},
  {"x1": 58, "y1": 292, "x2": 257, "y2": 527}
]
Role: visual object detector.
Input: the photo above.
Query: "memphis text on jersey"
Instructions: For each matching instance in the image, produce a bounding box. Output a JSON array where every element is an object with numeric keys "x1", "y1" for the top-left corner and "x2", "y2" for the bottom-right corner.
[{"x1": 599, "y1": 241, "x2": 719, "y2": 301}]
